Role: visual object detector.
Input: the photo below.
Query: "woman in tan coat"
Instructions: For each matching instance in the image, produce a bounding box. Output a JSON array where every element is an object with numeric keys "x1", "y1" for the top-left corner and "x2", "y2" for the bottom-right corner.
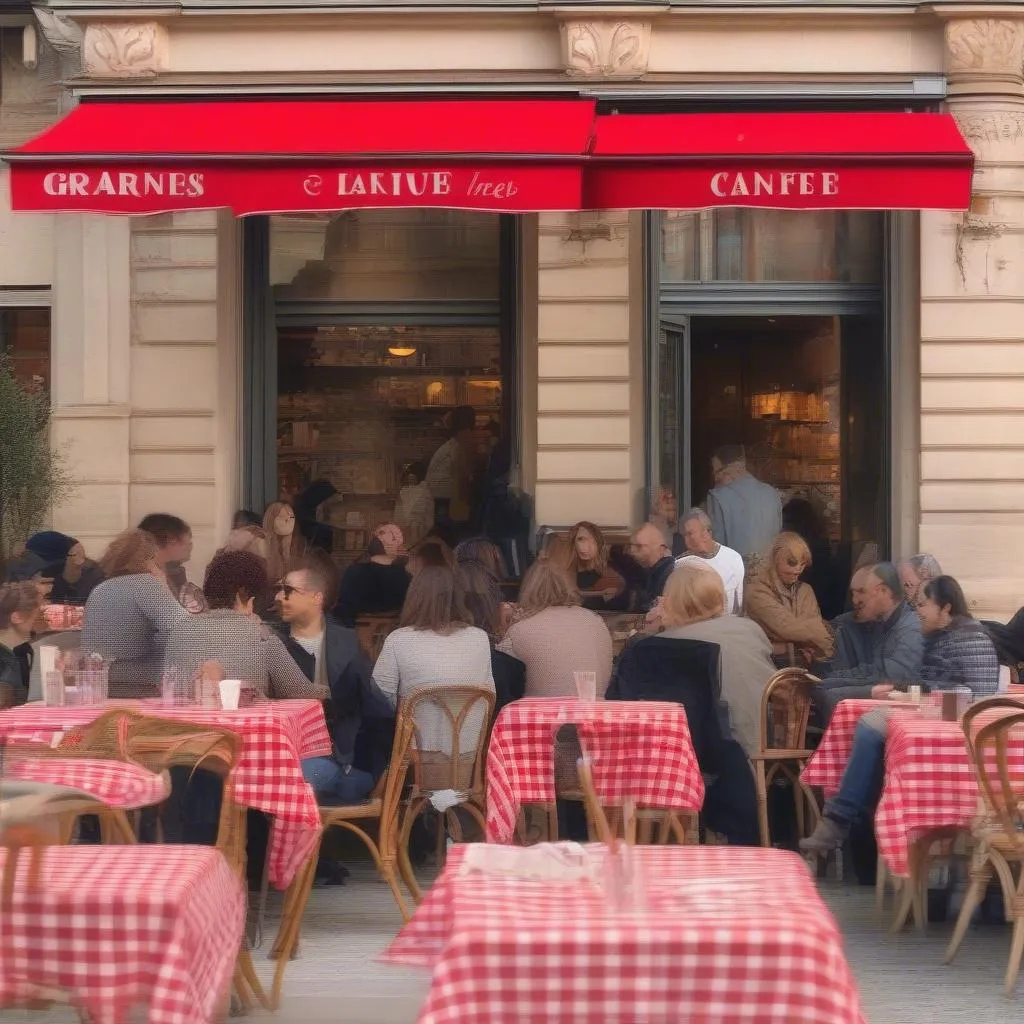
[{"x1": 744, "y1": 532, "x2": 834, "y2": 667}]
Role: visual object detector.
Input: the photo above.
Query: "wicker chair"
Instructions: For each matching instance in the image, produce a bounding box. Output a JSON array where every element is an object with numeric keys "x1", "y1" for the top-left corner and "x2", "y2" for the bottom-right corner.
[
  {"x1": 1, "y1": 782, "x2": 112, "y2": 1018},
  {"x1": 121, "y1": 716, "x2": 262, "y2": 1012},
  {"x1": 395, "y1": 685, "x2": 495, "y2": 902},
  {"x1": 750, "y1": 667, "x2": 821, "y2": 848},
  {"x1": 945, "y1": 700, "x2": 1024, "y2": 994}
]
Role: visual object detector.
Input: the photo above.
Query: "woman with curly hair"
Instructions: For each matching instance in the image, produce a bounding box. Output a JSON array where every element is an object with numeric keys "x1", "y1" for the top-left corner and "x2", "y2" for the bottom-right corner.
[{"x1": 82, "y1": 529, "x2": 188, "y2": 697}]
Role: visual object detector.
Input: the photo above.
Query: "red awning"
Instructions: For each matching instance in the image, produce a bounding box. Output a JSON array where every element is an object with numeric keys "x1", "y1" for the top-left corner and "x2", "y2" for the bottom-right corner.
[
  {"x1": 5, "y1": 101, "x2": 974, "y2": 215},
  {"x1": 587, "y1": 111, "x2": 974, "y2": 211},
  {"x1": 7, "y1": 99, "x2": 596, "y2": 215}
]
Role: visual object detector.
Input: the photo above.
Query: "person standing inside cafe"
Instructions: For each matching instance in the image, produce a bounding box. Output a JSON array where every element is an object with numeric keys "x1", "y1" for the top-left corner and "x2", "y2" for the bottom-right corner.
[
  {"x1": 426, "y1": 404, "x2": 478, "y2": 542},
  {"x1": 705, "y1": 445, "x2": 782, "y2": 568}
]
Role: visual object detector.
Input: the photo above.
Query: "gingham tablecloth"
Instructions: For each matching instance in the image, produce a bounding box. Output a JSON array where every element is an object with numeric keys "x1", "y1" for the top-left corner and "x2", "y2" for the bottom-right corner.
[
  {"x1": 875, "y1": 712, "x2": 1024, "y2": 877},
  {"x1": 801, "y1": 698, "x2": 918, "y2": 796},
  {"x1": 485, "y1": 699, "x2": 704, "y2": 844},
  {"x1": 3, "y1": 755, "x2": 170, "y2": 809},
  {"x1": 0, "y1": 700, "x2": 331, "y2": 888},
  {"x1": 383, "y1": 843, "x2": 866, "y2": 1024},
  {"x1": 0, "y1": 844, "x2": 244, "y2": 1024}
]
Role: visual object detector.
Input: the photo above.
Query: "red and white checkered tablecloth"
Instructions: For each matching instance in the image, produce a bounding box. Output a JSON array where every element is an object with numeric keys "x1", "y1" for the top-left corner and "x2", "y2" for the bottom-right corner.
[
  {"x1": 383, "y1": 843, "x2": 866, "y2": 1024},
  {"x1": 485, "y1": 699, "x2": 704, "y2": 844},
  {"x1": 801, "y1": 698, "x2": 918, "y2": 795},
  {"x1": 0, "y1": 700, "x2": 331, "y2": 888},
  {"x1": 0, "y1": 844, "x2": 245, "y2": 1024},
  {"x1": 875, "y1": 713, "x2": 1024, "y2": 877},
  {"x1": 3, "y1": 755, "x2": 170, "y2": 810}
]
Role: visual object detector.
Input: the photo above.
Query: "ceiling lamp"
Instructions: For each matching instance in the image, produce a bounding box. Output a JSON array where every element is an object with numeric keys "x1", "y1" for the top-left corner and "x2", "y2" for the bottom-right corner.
[{"x1": 387, "y1": 344, "x2": 417, "y2": 358}]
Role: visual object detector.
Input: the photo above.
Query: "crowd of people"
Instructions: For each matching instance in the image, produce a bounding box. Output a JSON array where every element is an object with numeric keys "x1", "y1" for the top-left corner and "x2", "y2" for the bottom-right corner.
[{"x1": 0, "y1": 441, "x2": 1019, "y2": 858}]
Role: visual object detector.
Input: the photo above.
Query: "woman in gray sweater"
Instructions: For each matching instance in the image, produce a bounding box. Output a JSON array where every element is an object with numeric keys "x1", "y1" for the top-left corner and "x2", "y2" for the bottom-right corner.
[{"x1": 82, "y1": 529, "x2": 187, "y2": 698}]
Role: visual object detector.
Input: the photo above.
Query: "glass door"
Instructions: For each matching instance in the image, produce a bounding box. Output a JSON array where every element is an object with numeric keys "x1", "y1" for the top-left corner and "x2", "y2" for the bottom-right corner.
[{"x1": 652, "y1": 319, "x2": 689, "y2": 518}]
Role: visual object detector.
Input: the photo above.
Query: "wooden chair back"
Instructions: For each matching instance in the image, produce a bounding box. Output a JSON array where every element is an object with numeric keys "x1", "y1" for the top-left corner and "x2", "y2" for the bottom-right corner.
[
  {"x1": 123, "y1": 716, "x2": 244, "y2": 870},
  {"x1": 355, "y1": 615, "x2": 399, "y2": 663},
  {"x1": 400, "y1": 685, "x2": 495, "y2": 796},
  {"x1": 55, "y1": 707, "x2": 142, "y2": 760},
  {"x1": 759, "y1": 668, "x2": 819, "y2": 754},
  {"x1": 965, "y1": 705, "x2": 1024, "y2": 857}
]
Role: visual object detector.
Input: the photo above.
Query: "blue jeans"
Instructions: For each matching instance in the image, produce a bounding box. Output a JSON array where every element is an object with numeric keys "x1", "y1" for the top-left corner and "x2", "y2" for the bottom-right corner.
[
  {"x1": 301, "y1": 757, "x2": 374, "y2": 803},
  {"x1": 825, "y1": 717, "x2": 887, "y2": 827}
]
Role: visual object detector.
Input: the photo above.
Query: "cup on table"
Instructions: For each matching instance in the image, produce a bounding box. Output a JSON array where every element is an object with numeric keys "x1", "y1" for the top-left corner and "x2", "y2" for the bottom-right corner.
[
  {"x1": 43, "y1": 670, "x2": 65, "y2": 707},
  {"x1": 218, "y1": 679, "x2": 243, "y2": 711},
  {"x1": 907, "y1": 685, "x2": 922, "y2": 704},
  {"x1": 954, "y1": 686, "x2": 973, "y2": 716},
  {"x1": 573, "y1": 670, "x2": 597, "y2": 701}
]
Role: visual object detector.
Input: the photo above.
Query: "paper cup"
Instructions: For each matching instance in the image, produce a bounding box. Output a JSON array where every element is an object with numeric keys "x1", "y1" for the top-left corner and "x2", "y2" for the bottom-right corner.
[{"x1": 219, "y1": 679, "x2": 242, "y2": 711}]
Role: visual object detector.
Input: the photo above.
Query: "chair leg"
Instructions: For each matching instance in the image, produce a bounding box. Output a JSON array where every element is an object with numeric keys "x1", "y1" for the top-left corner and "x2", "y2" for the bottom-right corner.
[
  {"x1": 754, "y1": 761, "x2": 770, "y2": 847},
  {"x1": 791, "y1": 768, "x2": 806, "y2": 840},
  {"x1": 270, "y1": 853, "x2": 318, "y2": 1011},
  {"x1": 944, "y1": 859, "x2": 991, "y2": 963},
  {"x1": 398, "y1": 799, "x2": 427, "y2": 903},
  {"x1": 1006, "y1": 914, "x2": 1024, "y2": 995},
  {"x1": 875, "y1": 855, "x2": 888, "y2": 917}
]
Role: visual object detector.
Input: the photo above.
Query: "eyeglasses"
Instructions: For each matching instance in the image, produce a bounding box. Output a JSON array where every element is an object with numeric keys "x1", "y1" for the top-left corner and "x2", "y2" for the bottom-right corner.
[{"x1": 275, "y1": 583, "x2": 309, "y2": 598}]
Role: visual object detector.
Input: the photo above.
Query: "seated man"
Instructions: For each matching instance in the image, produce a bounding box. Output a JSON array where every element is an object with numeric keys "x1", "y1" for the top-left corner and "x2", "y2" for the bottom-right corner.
[
  {"x1": 676, "y1": 507, "x2": 746, "y2": 615},
  {"x1": 631, "y1": 522, "x2": 676, "y2": 615},
  {"x1": 802, "y1": 574, "x2": 999, "y2": 854},
  {"x1": 814, "y1": 562, "x2": 923, "y2": 724},
  {"x1": 275, "y1": 559, "x2": 395, "y2": 803}
]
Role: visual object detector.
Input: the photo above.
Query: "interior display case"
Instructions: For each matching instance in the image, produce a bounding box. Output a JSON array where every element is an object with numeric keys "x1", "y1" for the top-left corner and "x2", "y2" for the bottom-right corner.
[{"x1": 277, "y1": 322, "x2": 502, "y2": 563}]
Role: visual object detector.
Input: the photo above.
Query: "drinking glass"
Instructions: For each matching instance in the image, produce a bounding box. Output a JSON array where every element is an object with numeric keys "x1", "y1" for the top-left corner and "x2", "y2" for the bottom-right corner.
[{"x1": 573, "y1": 671, "x2": 597, "y2": 701}]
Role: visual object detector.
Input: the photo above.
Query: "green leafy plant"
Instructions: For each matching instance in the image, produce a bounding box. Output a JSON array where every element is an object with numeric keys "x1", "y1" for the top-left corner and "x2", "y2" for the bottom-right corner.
[{"x1": 0, "y1": 354, "x2": 75, "y2": 560}]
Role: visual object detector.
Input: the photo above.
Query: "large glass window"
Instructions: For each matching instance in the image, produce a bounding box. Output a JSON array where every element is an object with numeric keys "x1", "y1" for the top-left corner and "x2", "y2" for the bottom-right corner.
[
  {"x1": 661, "y1": 210, "x2": 883, "y2": 284},
  {"x1": 270, "y1": 211, "x2": 505, "y2": 565},
  {"x1": 0, "y1": 307, "x2": 50, "y2": 391}
]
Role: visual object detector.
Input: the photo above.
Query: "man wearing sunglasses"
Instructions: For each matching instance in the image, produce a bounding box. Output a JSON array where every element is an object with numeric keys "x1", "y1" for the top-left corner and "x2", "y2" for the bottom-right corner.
[{"x1": 275, "y1": 560, "x2": 395, "y2": 803}]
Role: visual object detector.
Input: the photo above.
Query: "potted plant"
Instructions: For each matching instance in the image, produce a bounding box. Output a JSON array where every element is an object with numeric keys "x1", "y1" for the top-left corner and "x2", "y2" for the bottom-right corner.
[{"x1": 0, "y1": 354, "x2": 75, "y2": 565}]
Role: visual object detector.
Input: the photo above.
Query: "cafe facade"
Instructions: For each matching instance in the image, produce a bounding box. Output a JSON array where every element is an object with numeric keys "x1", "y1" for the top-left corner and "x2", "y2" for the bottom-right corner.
[{"x1": 2, "y1": 0, "x2": 1023, "y2": 617}]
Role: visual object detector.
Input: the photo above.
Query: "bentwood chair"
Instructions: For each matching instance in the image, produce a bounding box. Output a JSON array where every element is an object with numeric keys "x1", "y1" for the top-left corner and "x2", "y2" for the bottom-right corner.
[
  {"x1": 122, "y1": 717, "x2": 264, "y2": 1012},
  {"x1": 751, "y1": 667, "x2": 821, "y2": 848},
  {"x1": 354, "y1": 615, "x2": 400, "y2": 664},
  {"x1": 395, "y1": 685, "x2": 495, "y2": 902},
  {"x1": 945, "y1": 701, "x2": 1024, "y2": 994}
]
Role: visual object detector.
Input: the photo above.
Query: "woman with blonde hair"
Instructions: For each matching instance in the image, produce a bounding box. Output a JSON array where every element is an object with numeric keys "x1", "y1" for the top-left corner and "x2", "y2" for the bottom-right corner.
[
  {"x1": 81, "y1": 529, "x2": 188, "y2": 697},
  {"x1": 659, "y1": 561, "x2": 775, "y2": 758},
  {"x1": 497, "y1": 560, "x2": 612, "y2": 698},
  {"x1": 744, "y1": 531, "x2": 834, "y2": 668},
  {"x1": 565, "y1": 521, "x2": 627, "y2": 611},
  {"x1": 262, "y1": 501, "x2": 307, "y2": 584}
]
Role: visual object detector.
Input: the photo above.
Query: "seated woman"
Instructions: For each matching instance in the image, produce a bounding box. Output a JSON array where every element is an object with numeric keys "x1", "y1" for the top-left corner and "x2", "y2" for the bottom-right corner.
[
  {"x1": 82, "y1": 529, "x2": 188, "y2": 698},
  {"x1": 744, "y1": 531, "x2": 835, "y2": 668},
  {"x1": 801, "y1": 575, "x2": 1000, "y2": 855},
  {"x1": 371, "y1": 565, "x2": 495, "y2": 759},
  {"x1": 333, "y1": 524, "x2": 410, "y2": 626},
  {"x1": 0, "y1": 581, "x2": 40, "y2": 705},
  {"x1": 564, "y1": 521, "x2": 627, "y2": 612},
  {"x1": 497, "y1": 560, "x2": 612, "y2": 699},
  {"x1": 163, "y1": 549, "x2": 327, "y2": 701},
  {"x1": 658, "y1": 561, "x2": 776, "y2": 759}
]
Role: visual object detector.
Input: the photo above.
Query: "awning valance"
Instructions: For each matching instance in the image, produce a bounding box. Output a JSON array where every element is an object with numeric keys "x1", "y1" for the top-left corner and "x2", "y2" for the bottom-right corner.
[
  {"x1": 6, "y1": 98, "x2": 597, "y2": 215},
  {"x1": 5, "y1": 101, "x2": 975, "y2": 215},
  {"x1": 586, "y1": 111, "x2": 974, "y2": 211}
]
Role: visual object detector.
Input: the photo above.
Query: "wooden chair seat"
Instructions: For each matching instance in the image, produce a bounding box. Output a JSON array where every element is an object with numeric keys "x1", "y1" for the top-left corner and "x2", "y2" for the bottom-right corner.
[{"x1": 320, "y1": 799, "x2": 383, "y2": 823}]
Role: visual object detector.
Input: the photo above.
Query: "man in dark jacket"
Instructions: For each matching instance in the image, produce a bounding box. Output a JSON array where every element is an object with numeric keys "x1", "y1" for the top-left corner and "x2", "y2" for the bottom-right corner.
[
  {"x1": 275, "y1": 559, "x2": 394, "y2": 800},
  {"x1": 631, "y1": 522, "x2": 676, "y2": 613}
]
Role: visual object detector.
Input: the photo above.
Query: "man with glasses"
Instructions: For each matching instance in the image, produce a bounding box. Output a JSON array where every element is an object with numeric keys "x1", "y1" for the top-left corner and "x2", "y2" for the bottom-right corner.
[{"x1": 276, "y1": 560, "x2": 394, "y2": 804}]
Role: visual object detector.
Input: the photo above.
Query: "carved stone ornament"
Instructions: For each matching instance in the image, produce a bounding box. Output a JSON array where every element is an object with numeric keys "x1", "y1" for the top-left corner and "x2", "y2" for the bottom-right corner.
[
  {"x1": 32, "y1": 7, "x2": 82, "y2": 57},
  {"x1": 946, "y1": 18, "x2": 1024, "y2": 79},
  {"x1": 559, "y1": 19, "x2": 652, "y2": 79},
  {"x1": 82, "y1": 22, "x2": 168, "y2": 78}
]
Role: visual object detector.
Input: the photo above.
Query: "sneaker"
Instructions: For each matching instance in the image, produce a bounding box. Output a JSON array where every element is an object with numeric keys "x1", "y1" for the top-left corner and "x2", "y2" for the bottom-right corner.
[{"x1": 799, "y1": 817, "x2": 850, "y2": 854}]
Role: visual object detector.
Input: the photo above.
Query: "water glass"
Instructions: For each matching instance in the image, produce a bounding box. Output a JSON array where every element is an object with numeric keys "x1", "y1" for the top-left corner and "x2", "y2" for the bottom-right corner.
[
  {"x1": 43, "y1": 670, "x2": 65, "y2": 707},
  {"x1": 573, "y1": 670, "x2": 598, "y2": 701}
]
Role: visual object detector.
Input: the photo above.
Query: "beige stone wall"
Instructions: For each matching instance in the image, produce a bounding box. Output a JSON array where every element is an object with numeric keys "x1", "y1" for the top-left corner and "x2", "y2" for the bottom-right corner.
[
  {"x1": 917, "y1": 15, "x2": 1024, "y2": 620},
  {"x1": 532, "y1": 210, "x2": 642, "y2": 531}
]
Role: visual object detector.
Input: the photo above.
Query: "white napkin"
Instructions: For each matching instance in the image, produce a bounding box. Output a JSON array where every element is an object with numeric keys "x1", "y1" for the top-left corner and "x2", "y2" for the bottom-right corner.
[
  {"x1": 429, "y1": 789, "x2": 467, "y2": 812},
  {"x1": 458, "y1": 842, "x2": 596, "y2": 884}
]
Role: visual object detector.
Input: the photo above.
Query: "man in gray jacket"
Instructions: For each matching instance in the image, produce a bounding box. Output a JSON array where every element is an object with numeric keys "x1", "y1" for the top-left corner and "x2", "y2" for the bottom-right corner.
[
  {"x1": 706, "y1": 445, "x2": 782, "y2": 565},
  {"x1": 814, "y1": 561, "x2": 924, "y2": 723}
]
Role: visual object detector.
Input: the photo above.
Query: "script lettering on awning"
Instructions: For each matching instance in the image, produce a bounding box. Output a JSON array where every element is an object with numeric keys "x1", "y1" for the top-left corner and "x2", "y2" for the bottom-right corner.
[{"x1": 709, "y1": 170, "x2": 840, "y2": 198}]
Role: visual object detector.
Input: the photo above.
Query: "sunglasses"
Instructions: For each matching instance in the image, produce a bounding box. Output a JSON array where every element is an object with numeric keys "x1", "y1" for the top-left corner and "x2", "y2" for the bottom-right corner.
[{"x1": 274, "y1": 583, "x2": 308, "y2": 598}]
